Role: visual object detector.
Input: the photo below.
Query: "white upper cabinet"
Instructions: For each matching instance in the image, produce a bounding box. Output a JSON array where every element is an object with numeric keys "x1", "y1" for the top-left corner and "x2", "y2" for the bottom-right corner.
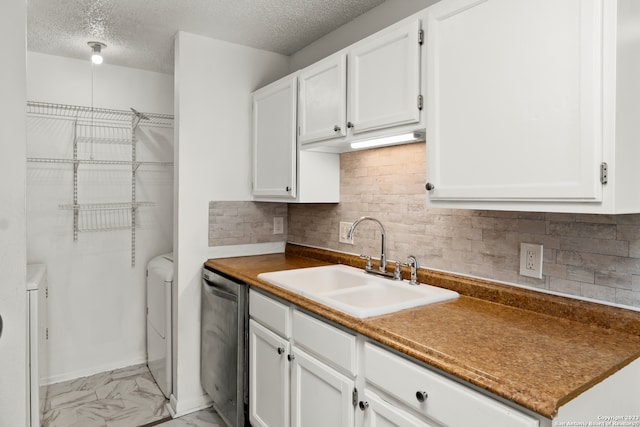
[
  {"x1": 425, "y1": 0, "x2": 640, "y2": 214},
  {"x1": 349, "y1": 19, "x2": 421, "y2": 135},
  {"x1": 252, "y1": 74, "x2": 297, "y2": 200},
  {"x1": 298, "y1": 55, "x2": 347, "y2": 144},
  {"x1": 252, "y1": 74, "x2": 340, "y2": 203},
  {"x1": 299, "y1": 14, "x2": 425, "y2": 151}
]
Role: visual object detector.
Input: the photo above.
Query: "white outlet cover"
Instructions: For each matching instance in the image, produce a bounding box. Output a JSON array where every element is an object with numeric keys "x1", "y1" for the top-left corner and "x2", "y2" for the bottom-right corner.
[{"x1": 519, "y1": 243, "x2": 543, "y2": 279}]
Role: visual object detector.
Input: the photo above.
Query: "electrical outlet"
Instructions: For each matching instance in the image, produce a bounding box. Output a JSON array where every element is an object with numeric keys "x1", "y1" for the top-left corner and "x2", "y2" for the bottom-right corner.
[
  {"x1": 526, "y1": 250, "x2": 535, "y2": 270},
  {"x1": 519, "y1": 243, "x2": 543, "y2": 279},
  {"x1": 273, "y1": 217, "x2": 284, "y2": 235},
  {"x1": 339, "y1": 221, "x2": 354, "y2": 244}
]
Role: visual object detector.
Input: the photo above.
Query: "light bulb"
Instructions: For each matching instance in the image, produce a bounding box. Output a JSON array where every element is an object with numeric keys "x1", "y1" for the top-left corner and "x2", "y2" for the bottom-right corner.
[{"x1": 88, "y1": 41, "x2": 106, "y2": 65}]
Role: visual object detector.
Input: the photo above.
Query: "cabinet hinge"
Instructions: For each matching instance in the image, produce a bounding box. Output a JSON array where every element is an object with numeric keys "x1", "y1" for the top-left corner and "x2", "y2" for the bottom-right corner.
[
  {"x1": 600, "y1": 162, "x2": 608, "y2": 185},
  {"x1": 418, "y1": 29, "x2": 424, "y2": 45},
  {"x1": 352, "y1": 388, "x2": 358, "y2": 407},
  {"x1": 45, "y1": 287, "x2": 48, "y2": 298},
  {"x1": 298, "y1": 125, "x2": 301, "y2": 136},
  {"x1": 418, "y1": 95, "x2": 423, "y2": 111},
  {"x1": 46, "y1": 327, "x2": 49, "y2": 340}
]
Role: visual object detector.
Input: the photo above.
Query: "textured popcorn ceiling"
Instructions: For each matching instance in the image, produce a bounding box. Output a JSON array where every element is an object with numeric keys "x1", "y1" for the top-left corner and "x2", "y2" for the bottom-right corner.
[{"x1": 27, "y1": 0, "x2": 386, "y2": 75}]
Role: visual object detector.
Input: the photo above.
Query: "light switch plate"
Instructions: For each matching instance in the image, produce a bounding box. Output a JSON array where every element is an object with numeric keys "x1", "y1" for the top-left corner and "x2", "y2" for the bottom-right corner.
[
  {"x1": 273, "y1": 217, "x2": 284, "y2": 235},
  {"x1": 519, "y1": 243, "x2": 543, "y2": 279}
]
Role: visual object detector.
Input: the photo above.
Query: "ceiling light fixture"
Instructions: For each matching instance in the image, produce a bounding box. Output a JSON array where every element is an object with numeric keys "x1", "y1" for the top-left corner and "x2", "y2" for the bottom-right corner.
[
  {"x1": 349, "y1": 130, "x2": 425, "y2": 150},
  {"x1": 88, "y1": 41, "x2": 107, "y2": 65}
]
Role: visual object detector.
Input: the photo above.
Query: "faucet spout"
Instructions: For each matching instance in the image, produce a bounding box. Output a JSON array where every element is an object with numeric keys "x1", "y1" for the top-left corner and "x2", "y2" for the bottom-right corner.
[{"x1": 347, "y1": 216, "x2": 387, "y2": 272}]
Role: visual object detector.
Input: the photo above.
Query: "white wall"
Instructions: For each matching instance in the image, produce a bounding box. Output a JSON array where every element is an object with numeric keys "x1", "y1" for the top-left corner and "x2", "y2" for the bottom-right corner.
[
  {"x1": 173, "y1": 31, "x2": 289, "y2": 414},
  {"x1": 26, "y1": 52, "x2": 174, "y2": 382},
  {"x1": 290, "y1": 0, "x2": 440, "y2": 71},
  {"x1": 0, "y1": 0, "x2": 28, "y2": 425},
  {"x1": 28, "y1": 53, "x2": 173, "y2": 114}
]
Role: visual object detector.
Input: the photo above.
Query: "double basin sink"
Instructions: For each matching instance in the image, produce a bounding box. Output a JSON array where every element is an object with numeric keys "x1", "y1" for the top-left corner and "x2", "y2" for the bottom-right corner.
[{"x1": 258, "y1": 264, "x2": 458, "y2": 318}]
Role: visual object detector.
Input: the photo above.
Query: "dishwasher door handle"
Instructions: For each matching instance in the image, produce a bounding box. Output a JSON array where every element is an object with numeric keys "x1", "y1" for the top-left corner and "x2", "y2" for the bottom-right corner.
[{"x1": 203, "y1": 280, "x2": 238, "y2": 302}]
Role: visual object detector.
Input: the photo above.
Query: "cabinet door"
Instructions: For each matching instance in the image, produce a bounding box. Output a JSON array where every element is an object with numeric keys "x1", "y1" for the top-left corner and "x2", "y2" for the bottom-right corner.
[
  {"x1": 290, "y1": 347, "x2": 355, "y2": 427},
  {"x1": 349, "y1": 19, "x2": 422, "y2": 135},
  {"x1": 426, "y1": 0, "x2": 603, "y2": 202},
  {"x1": 298, "y1": 54, "x2": 347, "y2": 144},
  {"x1": 252, "y1": 75, "x2": 297, "y2": 199},
  {"x1": 360, "y1": 390, "x2": 436, "y2": 427},
  {"x1": 249, "y1": 320, "x2": 290, "y2": 427}
]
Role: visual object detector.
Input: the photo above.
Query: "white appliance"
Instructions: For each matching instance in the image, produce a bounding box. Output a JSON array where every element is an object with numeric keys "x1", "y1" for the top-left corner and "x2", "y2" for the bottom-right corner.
[
  {"x1": 26, "y1": 263, "x2": 48, "y2": 427},
  {"x1": 147, "y1": 253, "x2": 173, "y2": 398}
]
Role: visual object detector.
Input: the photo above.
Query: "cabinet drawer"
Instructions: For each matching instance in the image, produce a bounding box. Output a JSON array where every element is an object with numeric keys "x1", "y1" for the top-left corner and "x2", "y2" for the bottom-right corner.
[
  {"x1": 292, "y1": 310, "x2": 357, "y2": 376},
  {"x1": 364, "y1": 343, "x2": 538, "y2": 427},
  {"x1": 249, "y1": 289, "x2": 291, "y2": 338}
]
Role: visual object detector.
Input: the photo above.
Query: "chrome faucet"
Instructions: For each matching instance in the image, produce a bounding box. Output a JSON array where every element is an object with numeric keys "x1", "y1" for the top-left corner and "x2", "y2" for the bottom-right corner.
[
  {"x1": 347, "y1": 216, "x2": 392, "y2": 278},
  {"x1": 407, "y1": 255, "x2": 419, "y2": 285}
]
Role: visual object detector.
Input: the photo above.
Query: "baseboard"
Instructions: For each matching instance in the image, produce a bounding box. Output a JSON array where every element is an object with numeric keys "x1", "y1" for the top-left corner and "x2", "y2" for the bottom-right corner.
[
  {"x1": 168, "y1": 392, "x2": 212, "y2": 418},
  {"x1": 167, "y1": 396, "x2": 178, "y2": 418},
  {"x1": 45, "y1": 354, "x2": 148, "y2": 385}
]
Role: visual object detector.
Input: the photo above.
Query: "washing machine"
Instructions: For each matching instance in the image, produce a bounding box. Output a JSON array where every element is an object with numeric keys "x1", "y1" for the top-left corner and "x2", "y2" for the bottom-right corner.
[
  {"x1": 26, "y1": 263, "x2": 47, "y2": 427},
  {"x1": 147, "y1": 253, "x2": 173, "y2": 399}
]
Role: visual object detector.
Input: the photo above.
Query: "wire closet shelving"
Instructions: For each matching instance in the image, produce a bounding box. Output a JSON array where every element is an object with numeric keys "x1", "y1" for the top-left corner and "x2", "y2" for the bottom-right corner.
[{"x1": 26, "y1": 101, "x2": 174, "y2": 266}]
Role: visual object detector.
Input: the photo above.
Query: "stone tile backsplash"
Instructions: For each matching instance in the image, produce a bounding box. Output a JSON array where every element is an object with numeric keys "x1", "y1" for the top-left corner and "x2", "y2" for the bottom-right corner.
[
  {"x1": 209, "y1": 201, "x2": 287, "y2": 246},
  {"x1": 287, "y1": 143, "x2": 640, "y2": 309}
]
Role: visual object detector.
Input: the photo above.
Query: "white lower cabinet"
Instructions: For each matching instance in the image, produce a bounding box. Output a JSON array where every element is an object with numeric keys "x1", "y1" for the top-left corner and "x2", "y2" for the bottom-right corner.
[
  {"x1": 249, "y1": 290, "x2": 538, "y2": 427},
  {"x1": 359, "y1": 389, "x2": 435, "y2": 427},
  {"x1": 249, "y1": 319, "x2": 290, "y2": 427},
  {"x1": 249, "y1": 290, "x2": 356, "y2": 427},
  {"x1": 363, "y1": 342, "x2": 539, "y2": 427},
  {"x1": 291, "y1": 347, "x2": 355, "y2": 427}
]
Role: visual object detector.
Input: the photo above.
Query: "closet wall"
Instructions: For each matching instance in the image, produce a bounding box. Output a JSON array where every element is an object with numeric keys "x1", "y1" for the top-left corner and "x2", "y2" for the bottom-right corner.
[
  {"x1": 26, "y1": 52, "x2": 174, "y2": 383},
  {"x1": 0, "y1": 1, "x2": 28, "y2": 424}
]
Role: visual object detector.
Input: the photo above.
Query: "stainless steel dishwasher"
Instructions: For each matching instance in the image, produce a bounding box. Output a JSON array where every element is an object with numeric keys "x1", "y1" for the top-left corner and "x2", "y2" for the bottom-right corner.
[{"x1": 201, "y1": 266, "x2": 249, "y2": 427}]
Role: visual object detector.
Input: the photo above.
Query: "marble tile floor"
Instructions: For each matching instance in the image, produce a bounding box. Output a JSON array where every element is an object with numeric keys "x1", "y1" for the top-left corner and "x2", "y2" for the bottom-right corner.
[
  {"x1": 42, "y1": 363, "x2": 224, "y2": 427},
  {"x1": 153, "y1": 408, "x2": 224, "y2": 427}
]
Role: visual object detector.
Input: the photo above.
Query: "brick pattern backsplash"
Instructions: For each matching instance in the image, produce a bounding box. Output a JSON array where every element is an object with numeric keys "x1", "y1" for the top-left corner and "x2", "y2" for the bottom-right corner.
[
  {"x1": 209, "y1": 201, "x2": 287, "y2": 246},
  {"x1": 287, "y1": 143, "x2": 640, "y2": 309}
]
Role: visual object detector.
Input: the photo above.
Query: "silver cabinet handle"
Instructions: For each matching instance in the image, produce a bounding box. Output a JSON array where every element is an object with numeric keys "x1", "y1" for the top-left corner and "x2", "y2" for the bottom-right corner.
[
  {"x1": 416, "y1": 391, "x2": 428, "y2": 402},
  {"x1": 334, "y1": 125, "x2": 341, "y2": 132},
  {"x1": 277, "y1": 347, "x2": 285, "y2": 355},
  {"x1": 359, "y1": 401, "x2": 369, "y2": 411},
  {"x1": 287, "y1": 354, "x2": 295, "y2": 361}
]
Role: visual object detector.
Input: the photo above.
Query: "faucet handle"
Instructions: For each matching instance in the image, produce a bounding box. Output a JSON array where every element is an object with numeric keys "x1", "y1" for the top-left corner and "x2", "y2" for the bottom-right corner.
[
  {"x1": 393, "y1": 262, "x2": 404, "y2": 280},
  {"x1": 359, "y1": 254, "x2": 373, "y2": 271}
]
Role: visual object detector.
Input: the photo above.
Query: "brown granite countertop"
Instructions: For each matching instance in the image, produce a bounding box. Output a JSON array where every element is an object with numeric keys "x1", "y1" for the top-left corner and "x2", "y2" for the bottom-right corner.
[{"x1": 204, "y1": 244, "x2": 640, "y2": 419}]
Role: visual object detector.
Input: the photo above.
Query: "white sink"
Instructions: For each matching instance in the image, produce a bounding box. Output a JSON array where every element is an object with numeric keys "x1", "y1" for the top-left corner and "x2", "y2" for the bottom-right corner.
[{"x1": 257, "y1": 264, "x2": 458, "y2": 318}]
